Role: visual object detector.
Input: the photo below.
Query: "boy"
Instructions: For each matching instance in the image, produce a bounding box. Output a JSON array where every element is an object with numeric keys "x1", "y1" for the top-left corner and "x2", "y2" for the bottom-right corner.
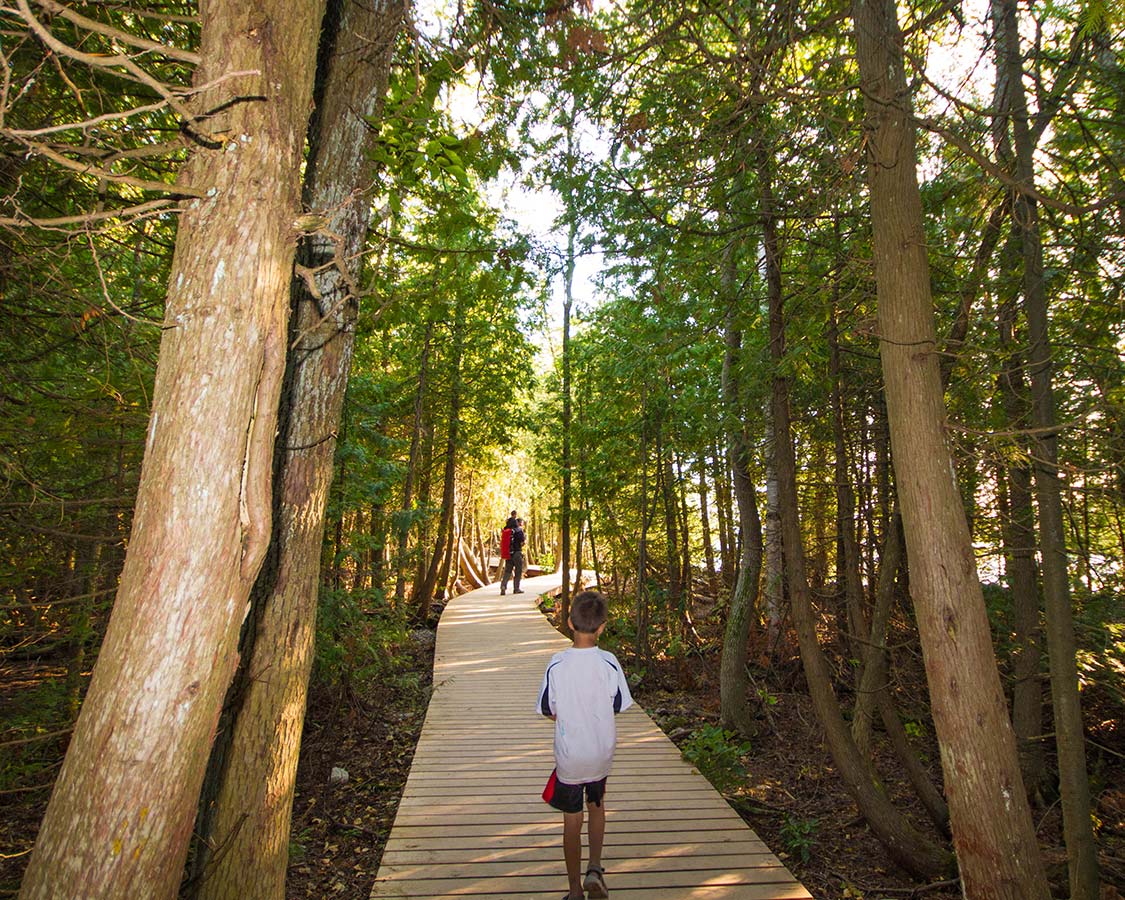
[{"x1": 536, "y1": 590, "x2": 633, "y2": 899}]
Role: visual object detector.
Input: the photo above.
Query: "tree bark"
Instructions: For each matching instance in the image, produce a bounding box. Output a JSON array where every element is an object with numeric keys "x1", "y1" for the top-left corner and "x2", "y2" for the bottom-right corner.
[
  {"x1": 719, "y1": 243, "x2": 763, "y2": 738},
  {"x1": 851, "y1": 0, "x2": 1050, "y2": 892},
  {"x1": 762, "y1": 412, "x2": 783, "y2": 650},
  {"x1": 991, "y1": 0, "x2": 1099, "y2": 891},
  {"x1": 697, "y1": 454, "x2": 717, "y2": 591},
  {"x1": 17, "y1": 4, "x2": 325, "y2": 897},
  {"x1": 759, "y1": 141, "x2": 952, "y2": 878},
  {"x1": 416, "y1": 303, "x2": 465, "y2": 612},
  {"x1": 559, "y1": 104, "x2": 577, "y2": 628},
  {"x1": 192, "y1": 3, "x2": 403, "y2": 897},
  {"x1": 996, "y1": 294, "x2": 1047, "y2": 797},
  {"x1": 395, "y1": 319, "x2": 433, "y2": 605}
]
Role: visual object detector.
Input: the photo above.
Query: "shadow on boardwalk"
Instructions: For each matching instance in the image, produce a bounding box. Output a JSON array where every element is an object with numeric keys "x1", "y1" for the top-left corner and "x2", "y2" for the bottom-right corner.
[{"x1": 371, "y1": 574, "x2": 812, "y2": 900}]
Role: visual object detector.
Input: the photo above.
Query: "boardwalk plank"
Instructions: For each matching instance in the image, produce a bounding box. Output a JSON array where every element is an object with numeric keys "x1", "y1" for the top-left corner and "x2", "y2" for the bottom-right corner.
[{"x1": 370, "y1": 575, "x2": 811, "y2": 900}]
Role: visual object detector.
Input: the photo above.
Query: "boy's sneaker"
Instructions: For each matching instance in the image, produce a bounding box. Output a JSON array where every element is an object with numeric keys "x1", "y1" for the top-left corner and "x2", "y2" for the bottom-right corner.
[{"x1": 583, "y1": 865, "x2": 608, "y2": 898}]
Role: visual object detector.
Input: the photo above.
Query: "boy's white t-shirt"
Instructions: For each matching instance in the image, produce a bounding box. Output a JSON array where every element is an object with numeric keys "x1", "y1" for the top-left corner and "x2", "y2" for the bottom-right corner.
[{"x1": 536, "y1": 646, "x2": 634, "y2": 784}]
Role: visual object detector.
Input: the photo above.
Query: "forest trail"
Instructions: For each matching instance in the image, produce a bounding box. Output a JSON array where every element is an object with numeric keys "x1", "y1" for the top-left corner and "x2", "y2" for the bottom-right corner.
[{"x1": 370, "y1": 574, "x2": 812, "y2": 899}]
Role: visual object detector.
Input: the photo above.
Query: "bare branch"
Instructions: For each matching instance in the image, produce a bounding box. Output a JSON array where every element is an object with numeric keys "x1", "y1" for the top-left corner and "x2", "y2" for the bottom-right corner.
[
  {"x1": 30, "y1": 0, "x2": 200, "y2": 64},
  {"x1": 0, "y1": 196, "x2": 177, "y2": 227},
  {"x1": 15, "y1": 0, "x2": 196, "y2": 121},
  {"x1": 6, "y1": 69, "x2": 258, "y2": 138},
  {"x1": 17, "y1": 137, "x2": 203, "y2": 195}
]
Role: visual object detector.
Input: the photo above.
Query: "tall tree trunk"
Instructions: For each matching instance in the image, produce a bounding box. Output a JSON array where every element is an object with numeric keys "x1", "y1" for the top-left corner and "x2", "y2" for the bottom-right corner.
[
  {"x1": 719, "y1": 242, "x2": 763, "y2": 738},
  {"x1": 676, "y1": 452, "x2": 693, "y2": 631},
  {"x1": 697, "y1": 454, "x2": 717, "y2": 591},
  {"x1": 559, "y1": 104, "x2": 577, "y2": 628},
  {"x1": 762, "y1": 413, "x2": 783, "y2": 649},
  {"x1": 416, "y1": 305, "x2": 465, "y2": 612},
  {"x1": 658, "y1": 421, "x2": 682, "y2": 619},
  {"x1": 992, "y1": 0, "x2": 1099, "y2": 891},
  {"x1": 829, "y1": 304, "x2": 871, "y2": 727},
  {"x1": 759, "y1": 143, "x2": 952, "y2": 878},
  {"x1": 350, "y1": 506, "x2": 366, "y2": 591},
  {"x1": 636, "y1": 387, "x2": 651, "y2": 664},
  {"x1": 586, "y1": 498, "x2": 603, "y2": 592},
  {"x1": 18, "y1": 4, "x2": 325, "y2": 897},
  {"x1": 371, "y1": 500, "x2": 386, "y2": 592},
  {"x1": 437, "y1": 493, "x2": 458, "y2": 600},
  {"x1": 996, "y1": 294, "x2": 1047, "y2": 797},
  {"x1": 395, "y1": 320, "x2": 433, "y2": 605},
  {"x1": 712, "y1": 441, "x2": 735, "y2": 589},
  {"x1": 851, "y1": 0, "x2": 1050, "y2": 892},
  {"x1": 191, "y1": 4, "x2": 403, "y2": 897}
]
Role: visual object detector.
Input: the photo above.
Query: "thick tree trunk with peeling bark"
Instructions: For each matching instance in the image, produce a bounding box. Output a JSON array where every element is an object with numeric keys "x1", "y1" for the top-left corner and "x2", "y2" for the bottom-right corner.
[
  {"x1": 17, "y1": 4, "x2": 325, "y2": 898},
  {"x1": 191, "y1": 3, "x2": 404, "y2": 898},
  {"x1": 851, "y1": 0, "x2": 1050, "y2": 893}
]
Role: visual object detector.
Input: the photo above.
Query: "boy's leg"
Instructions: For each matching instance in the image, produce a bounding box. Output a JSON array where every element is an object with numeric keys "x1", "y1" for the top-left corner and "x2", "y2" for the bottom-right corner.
[
  {"x1": 563, "y1": 810, "x2": 584, "y2": 898},
  {"x1": 587, "y1": 798, "x2": 606, "y2": 870}
]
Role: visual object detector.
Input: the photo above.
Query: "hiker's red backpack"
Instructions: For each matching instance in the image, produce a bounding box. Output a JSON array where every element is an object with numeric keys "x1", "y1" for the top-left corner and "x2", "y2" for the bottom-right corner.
[{"x1": 500, "y1": 527, "x2": 513, "y2": 560}]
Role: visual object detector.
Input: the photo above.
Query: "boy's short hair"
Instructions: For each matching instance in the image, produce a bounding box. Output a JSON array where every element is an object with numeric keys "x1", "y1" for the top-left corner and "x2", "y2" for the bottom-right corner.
[{"x1": 570, "y1": 590, "x2": 608, "y2": 634}]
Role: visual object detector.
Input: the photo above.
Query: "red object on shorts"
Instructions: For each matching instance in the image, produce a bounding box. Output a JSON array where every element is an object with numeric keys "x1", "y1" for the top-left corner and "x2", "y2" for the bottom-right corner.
[
  {"x1": 500, "y1": 528, "x2": 512, "y2": 560},
  {"x1": 542, "y1": 769, "x2": 558, "y2": 804}
]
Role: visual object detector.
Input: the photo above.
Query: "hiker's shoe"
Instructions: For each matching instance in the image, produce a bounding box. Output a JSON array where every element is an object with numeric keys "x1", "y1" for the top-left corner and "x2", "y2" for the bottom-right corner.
[
  {"x1": 514, "y1": 589, "x2": 524, "y2": 594},
  {"x1": 500, "y1": 588, "x2": 506, "y2": 595},
  {"x1": 584, "y1": 865, "x2": 608, "y2": 899}
]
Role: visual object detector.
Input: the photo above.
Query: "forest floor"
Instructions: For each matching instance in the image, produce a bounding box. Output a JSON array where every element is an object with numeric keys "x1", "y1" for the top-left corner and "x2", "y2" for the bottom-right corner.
[{"x1": 2, "y1": 595, "x2": 1123, "y2": 900}]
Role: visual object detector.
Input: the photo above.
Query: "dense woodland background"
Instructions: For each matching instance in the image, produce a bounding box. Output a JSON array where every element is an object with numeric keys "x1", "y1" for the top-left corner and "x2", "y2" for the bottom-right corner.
[{"x1": 0, "y1": 0, "x2": 1123, "y2": 897}]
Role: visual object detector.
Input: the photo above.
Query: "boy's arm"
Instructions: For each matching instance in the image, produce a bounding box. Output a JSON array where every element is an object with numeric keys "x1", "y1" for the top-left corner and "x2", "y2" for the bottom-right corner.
[
  {"x1": 611, "y1": 653, "x2": 634, "y2": 713},
  {"x1": 536, "y1": 662, "x2": 556, "y2": 718}
]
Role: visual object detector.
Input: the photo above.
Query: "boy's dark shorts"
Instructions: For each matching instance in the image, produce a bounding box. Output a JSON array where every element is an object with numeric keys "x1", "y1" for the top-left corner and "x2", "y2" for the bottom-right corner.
[{"x1": 542, "y1": 769, "x2": 607, "y2": 814}]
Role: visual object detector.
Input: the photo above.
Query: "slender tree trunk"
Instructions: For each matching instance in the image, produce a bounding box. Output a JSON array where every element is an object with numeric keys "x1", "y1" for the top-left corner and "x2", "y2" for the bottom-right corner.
[
  {"x1": 437, "y1": 494, "x2": 458, "y2": 600},
  {"x1": 416, "y1": 307, "x2": 465, "y2": 612},
  {"x1": 719, "y1": 243, "x2": 763, "y2": 737},
  {"x1": 829, "y1": 304, "x2": 871, "y2": 718},
  {"x1": 559, "y1": 104, "x2": 577, "y2": 626},
  {"x1": 996, "y1": 296, "x2": 1047, "y2": 796},
  {"x1": 371, "y1": 500, "x2": 386, "y2": 592},
  {"x1": 763, "y1": 152, "x2": 951, "y2": 877},
  {"x1": 762, "y1": 413, "x2": 783, "y2": 649},
  {"x1": 636, "y1": 388, "x2": 651, "y2": 664},
  {"x1": 851, "y1": 0, "x2": 1050, "y2": 892},
  {"x1": 395, "y1": 320, "x2": 433, "y2": 605},
  {"x1": 349, "y1": 506, "x2": 366, "y2": 591},
  {"x1": 697, "y1": 454, "x2": 717, "y2": 591},
  {"x1": 851, "y1": 510, "x2": 900, "y2": 758},
  {"x1": 18, "y1": 4, "x2": 325, "y2": 897},
  {"x1": 712, "y1": 441, "x2": 734, "y2": 588},
  {"x1": 586, "y1": 498, "x2": 603, "y2": 592},
  {"x1": 992, "y1": 0, "x2": 1099, "y2": 890}
]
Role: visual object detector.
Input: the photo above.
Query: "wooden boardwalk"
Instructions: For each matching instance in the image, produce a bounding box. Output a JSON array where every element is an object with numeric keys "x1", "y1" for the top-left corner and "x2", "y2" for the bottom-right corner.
[{"x1": 371, "y1": 574, "x2": 813, "y2": 900}]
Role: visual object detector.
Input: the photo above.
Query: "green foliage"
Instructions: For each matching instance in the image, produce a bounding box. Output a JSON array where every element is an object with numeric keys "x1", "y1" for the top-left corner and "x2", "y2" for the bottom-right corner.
[
  {"x1": 314, "y1": 586, "x2": 420, "y2": 696},
  {"x1": 1074, "y1": 591, "x2": 1125, "y2": 707},
  {"x1": 0, "y1": 679, "x2": 73, "y2": 793},
  {"x1": 779, "y1": 814, "x2": 819, "y2": 863},
  {"x1": 680, "y1": 724, "x2": 751, "y2": 793}
]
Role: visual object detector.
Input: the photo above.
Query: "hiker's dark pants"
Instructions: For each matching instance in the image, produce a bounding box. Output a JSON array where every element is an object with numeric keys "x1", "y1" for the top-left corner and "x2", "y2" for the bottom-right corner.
[{"x1": 501, "y1": 550, "x2": 523, "y2": 591}]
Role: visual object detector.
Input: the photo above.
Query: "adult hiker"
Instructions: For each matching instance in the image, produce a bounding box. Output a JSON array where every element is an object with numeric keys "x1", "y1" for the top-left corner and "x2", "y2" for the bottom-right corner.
[{"x1": 501, "y1": 514, "x2": 526, "y2": 595}]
